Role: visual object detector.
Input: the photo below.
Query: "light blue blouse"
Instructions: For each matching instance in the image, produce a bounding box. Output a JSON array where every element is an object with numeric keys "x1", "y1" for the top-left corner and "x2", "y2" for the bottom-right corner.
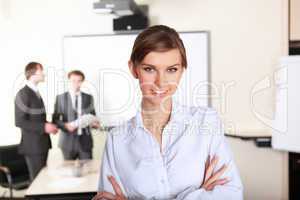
[{"x1": 98, "y1": 102, "x2": 243, "y2": 200}]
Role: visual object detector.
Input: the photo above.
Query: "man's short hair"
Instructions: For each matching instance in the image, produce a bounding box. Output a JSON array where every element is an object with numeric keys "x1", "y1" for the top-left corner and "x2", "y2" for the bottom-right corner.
[
  {"x1": 25, "y1": 62, "x2": 43, "y2": 80},
  {"x1": 67, "y1": 70, "x2": 85, "y2": 81}
]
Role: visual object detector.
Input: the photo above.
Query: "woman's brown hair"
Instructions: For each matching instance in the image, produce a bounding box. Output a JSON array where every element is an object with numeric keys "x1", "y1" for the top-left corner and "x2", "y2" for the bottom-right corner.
[{"x1": 130, "y1": 25, "x2": 187, "y2": 68}]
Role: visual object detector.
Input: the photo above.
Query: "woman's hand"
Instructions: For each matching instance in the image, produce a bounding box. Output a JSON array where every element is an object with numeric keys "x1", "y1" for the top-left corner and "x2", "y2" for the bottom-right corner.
[
  {"x1": 200, "y1": 155, "x2": 229, "y2": 191},
  {"x1": 92, "y1": 176, "x2": 127, "y2": 200}
]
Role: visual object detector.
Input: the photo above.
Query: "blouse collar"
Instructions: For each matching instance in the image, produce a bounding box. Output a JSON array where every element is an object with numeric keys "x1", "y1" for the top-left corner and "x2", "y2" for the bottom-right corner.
[{"x1": 133, "y1": 99, "x2": 191, "y2": 129}]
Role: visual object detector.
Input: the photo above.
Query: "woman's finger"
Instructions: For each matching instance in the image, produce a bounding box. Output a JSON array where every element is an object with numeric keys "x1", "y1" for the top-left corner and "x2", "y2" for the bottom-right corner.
[
  {"x1": 92, "y1": 192, "x2": 103, "y2": 200},
  {"x1": 92, "y1": 191, "x2": 116, "y2": 200},
  {"x1": 204, "y1": 155, "x2": 218, "y2": 182},
  {"x1": 206, "y1": 178, "x2": 229, "y2": 191},
  {"x1": 108, "y1": 176, "x2": 124, "y2": 196},
  {"x1": 96, "y1": 191, "x2": 116, "y2": 200},
  {"x1": 205, "y1": 164, "x2": 227, "y2": 186},
  {"x1": 201, "y1": 155, "x2": 211, "y2": 186},
  {"x1": 214, "y1": 178, "x2": 229, "y2": 186},
  {"x1": 205, "y1": 155, "x2": 210, "y2": 171}
]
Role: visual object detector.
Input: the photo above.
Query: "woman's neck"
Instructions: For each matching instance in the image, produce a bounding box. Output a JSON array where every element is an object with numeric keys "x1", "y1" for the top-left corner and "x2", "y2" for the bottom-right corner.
[{"x1": 141, "y1": 98, "x2": 172, "y2": 135}]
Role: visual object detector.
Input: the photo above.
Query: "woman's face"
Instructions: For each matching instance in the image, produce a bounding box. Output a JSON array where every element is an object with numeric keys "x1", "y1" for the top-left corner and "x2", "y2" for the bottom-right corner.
[{"x1": 129, "y1": 48, "x2": 184, "y2": 105}]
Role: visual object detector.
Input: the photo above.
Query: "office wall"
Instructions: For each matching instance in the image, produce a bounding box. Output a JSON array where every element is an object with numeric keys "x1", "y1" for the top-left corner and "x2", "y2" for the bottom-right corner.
[
  {"x1": 0, "y1": 0, "x2": 288, "y2": 199},
  {"x1": 290, "y1": 0, "x2": 300, "y2": 40}
]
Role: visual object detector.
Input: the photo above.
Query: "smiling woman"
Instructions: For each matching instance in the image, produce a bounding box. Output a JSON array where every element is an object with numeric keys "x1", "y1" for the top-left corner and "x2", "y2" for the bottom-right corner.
[
  {"x1": 93, "y1": 25, "x2": 243, "y2": 200},
  {"x1": 130, "y1": 49, "x2": 184, "y2": 108}
]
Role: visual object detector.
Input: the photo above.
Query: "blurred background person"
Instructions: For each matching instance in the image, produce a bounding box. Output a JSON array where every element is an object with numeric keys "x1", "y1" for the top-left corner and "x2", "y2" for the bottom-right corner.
[
  {"x1": 52, "y1": 70, "x2": 99, "y2": 160},
  {"x1": 15, "y1": 62, "x2": 58, "y2": 181}
]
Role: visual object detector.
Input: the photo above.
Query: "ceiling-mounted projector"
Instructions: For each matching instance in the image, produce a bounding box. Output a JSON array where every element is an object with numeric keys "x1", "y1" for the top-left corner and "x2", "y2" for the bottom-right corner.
[
  {"x1": 93, "y1": 0, "x2": 149, "y2": 31},
  {"x1": 93, "y1": 0, "x2": 141, "y2": 16}
]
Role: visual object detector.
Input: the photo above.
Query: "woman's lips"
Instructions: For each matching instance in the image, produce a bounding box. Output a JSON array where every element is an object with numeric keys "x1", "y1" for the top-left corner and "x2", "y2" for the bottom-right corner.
[{"x1": 152, "y1": 90, "x2": 168, "y2": 97}]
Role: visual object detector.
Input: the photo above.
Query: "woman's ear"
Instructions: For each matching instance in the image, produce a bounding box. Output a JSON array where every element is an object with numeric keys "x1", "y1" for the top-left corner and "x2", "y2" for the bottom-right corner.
[{"x1": 128, "y1": 60, "x2": 138, "y2": 79}]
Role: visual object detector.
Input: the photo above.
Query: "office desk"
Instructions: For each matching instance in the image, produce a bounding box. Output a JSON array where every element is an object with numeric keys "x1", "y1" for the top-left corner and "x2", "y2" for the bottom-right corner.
[{"x1": 25, "y1": 160, "x2": 99, "y2": 200}]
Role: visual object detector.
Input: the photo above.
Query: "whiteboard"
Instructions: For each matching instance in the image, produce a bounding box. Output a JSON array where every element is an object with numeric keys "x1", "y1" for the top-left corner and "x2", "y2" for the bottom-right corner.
[
  {"x1": 272, "y1": 56, "x2": 300, "y2": 153},
  {"x1": 63, "y1": 32, "x2": 209, "y2": 126}
]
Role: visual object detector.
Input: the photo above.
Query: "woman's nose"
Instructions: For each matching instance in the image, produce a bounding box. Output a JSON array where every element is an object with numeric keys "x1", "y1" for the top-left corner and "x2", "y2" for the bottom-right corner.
[{"x1": 154, "y1": 72, "x2": 166, "y2": 88}]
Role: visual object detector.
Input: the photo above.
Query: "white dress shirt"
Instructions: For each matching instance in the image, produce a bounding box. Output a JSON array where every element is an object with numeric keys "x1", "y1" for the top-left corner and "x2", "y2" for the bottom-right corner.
[
  {"x1": 98, "y1": 101, "x2": 243, "y2": 200},
  {"x1": 26, "y1": 81, "x2": 40, "y2": 97},
  {"x1": 69, "y1": 90, "x2": 82, "y2": 135}
]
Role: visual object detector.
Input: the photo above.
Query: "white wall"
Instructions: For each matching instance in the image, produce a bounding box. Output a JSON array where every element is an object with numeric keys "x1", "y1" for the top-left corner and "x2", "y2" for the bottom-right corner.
[{"x1": 0, "y1": 0, "x2": 289, "y2": 199}]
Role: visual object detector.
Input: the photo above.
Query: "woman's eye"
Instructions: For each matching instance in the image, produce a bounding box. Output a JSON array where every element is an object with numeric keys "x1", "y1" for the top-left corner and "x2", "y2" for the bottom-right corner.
[
  {"x1": 143, "y1": 67, "x2": 154, "y2": 72},
  {"x1": 168, "y1": 68, "x2": 178, "y2": 72}
]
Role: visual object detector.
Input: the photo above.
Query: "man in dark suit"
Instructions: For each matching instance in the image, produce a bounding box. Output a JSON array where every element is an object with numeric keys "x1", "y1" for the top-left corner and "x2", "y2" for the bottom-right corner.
[
  {"x1": 52, "y1": 70, "x2": 99, "y2": 160},
  {"x1": 15, "y1": 62, "x2": 58, "y2": 181}
]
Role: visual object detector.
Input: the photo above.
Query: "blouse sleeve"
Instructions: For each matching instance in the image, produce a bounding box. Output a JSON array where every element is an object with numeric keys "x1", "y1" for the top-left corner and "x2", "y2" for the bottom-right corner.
[
  {"x1": 175, "y1": 108, "x2": 243, "y2": 200},
  {"x1": 98, "y1": 131, "x2": 127, "y2": 196}
]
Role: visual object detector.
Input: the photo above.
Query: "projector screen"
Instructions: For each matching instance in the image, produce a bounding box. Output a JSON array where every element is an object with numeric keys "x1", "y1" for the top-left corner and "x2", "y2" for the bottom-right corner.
[{"x1": 63, "y1": 32, "x2": 209, "y2": 126}]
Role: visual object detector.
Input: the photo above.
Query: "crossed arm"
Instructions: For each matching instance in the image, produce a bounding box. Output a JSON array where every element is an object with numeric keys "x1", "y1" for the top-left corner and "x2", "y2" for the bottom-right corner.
[{"x1": 93, "y1": 154, "x2": 234, "y2": 200}]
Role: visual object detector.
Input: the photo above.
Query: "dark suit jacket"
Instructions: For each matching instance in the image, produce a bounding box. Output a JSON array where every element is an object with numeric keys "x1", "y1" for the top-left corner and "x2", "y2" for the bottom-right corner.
[
  {"x1": 15, "y1": 85, "x2": 52, "y2": 155},
  {"x1": 52, "y1": 92, "x2": 95, "y2": 152}
]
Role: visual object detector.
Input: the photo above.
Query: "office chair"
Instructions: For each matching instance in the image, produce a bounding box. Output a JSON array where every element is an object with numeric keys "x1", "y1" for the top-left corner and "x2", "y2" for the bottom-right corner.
[{"x1": 0, "y1": 144, "x2": 30, "y2": 199}]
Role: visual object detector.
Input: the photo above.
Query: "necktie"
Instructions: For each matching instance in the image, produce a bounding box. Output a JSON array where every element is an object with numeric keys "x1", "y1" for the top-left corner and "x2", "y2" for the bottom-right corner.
[
  {"x1": 75, "y1": 94, "x2": 78, "y2": 117},
  {"x1": 75, "y1": 94, "x2": 82, "y2": 135}
]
